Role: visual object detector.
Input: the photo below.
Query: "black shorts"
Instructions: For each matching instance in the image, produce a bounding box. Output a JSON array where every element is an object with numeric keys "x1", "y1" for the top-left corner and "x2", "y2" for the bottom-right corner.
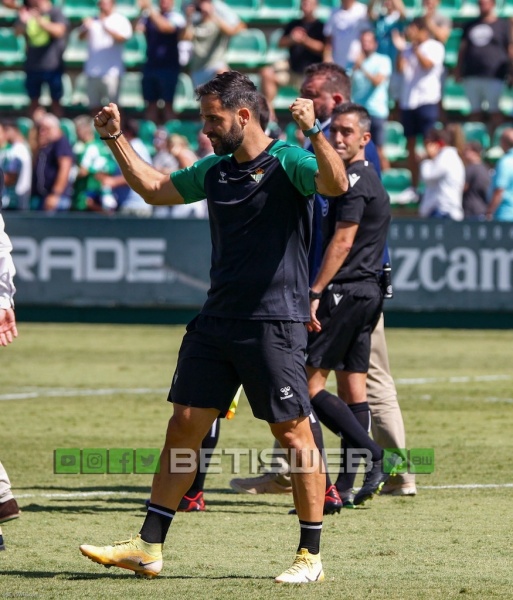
[
  {"x1": 306, "y1": 282, "x2": 383, "y2": 372},
  {"x1": 168, "y1": 315, "x2": 311, "y2": 423}
]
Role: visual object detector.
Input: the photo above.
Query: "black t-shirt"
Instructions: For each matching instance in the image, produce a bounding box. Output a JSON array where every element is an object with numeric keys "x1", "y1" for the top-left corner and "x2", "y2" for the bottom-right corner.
[
  {"x1": 323, "y1": 160, "x2": 390, "y2": 283},
  {"x1": 462, "y1": 18, "x2": 511, "y2": 79},
  {"x1": 463, "y1": 162, "x2": 490, "y2": 218},
  {"x1": 171, "y1": 140, "x2": 319, "y2": 321},
  {"x1": 283, "y1": 18, "x2": 325, "y2": 75}
]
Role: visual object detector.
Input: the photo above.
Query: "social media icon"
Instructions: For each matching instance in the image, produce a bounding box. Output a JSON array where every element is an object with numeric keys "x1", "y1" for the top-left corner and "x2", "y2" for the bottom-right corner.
[
  {"x1": 82, "y1": 448, "x2": 107, "y2": 474},
  {"x1": 54, "y1": 448, "x2": 81, "y2": 474},
  {"x1": 135, "y1": 448, "x2": 160, "y2": 474},
  {"x1": 108, "y1": 449, "x2": 134, "y2": 474}
]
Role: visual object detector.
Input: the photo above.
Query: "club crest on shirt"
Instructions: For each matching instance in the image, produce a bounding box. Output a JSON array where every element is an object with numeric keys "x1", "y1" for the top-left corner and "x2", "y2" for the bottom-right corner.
[{"x1": 250, "y1": 168, "x2": 265, "y2": 183}]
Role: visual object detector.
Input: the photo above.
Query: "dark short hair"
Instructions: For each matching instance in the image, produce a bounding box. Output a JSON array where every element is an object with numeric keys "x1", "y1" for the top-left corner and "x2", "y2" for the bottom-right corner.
[
  {"x1": 196, "y1": 71, "x2": 260, "y2": 116},
  {"x1": 411, "y1": 16, "x2": 428, "y2": 30},
  {"x1": 331, "y1": 102, "x2": 371, "y2": 133},
  {"x1": 303, "y1": 62, "x2": 351, "y2": 101}
]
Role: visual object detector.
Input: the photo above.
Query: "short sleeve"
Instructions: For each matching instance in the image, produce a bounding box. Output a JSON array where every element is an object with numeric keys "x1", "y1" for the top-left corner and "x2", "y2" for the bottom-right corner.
[
  {"x1": 494, "y1": 156, "x2": 511, "y2": 191},
  {"x1": 171, "y1": 154, "x2": 225, "y2": 203},
  {"x1": 336, "y1": 173, "x2": 368, "y2": 224},
  {"x1": 269, "y1": 143, "x2": 319, "y2": 197}
]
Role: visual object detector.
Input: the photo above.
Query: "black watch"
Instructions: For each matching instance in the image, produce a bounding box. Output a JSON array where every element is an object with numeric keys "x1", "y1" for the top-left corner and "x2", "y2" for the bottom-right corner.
[
  {"x1": 309, "y1": 288, "x2": 323, "y2": 300},
  {"x1": 302, "y1": 119, "x2": 322, "y2": 138}
]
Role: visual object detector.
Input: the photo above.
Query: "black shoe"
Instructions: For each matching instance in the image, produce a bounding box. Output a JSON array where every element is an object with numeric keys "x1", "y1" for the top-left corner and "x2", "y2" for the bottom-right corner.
[
  {"x1": 0, "y1": 534, "x2": 5, "y2": 551},
  {"x1": 0, "y1": 499, "x2": 20, "y2": 524},
  {"x1": 338, "y1": 488, "x2": 355, "y2": 509},
  {"x1": 353, "y1": 459, "x2": 388, "y2": 506}
]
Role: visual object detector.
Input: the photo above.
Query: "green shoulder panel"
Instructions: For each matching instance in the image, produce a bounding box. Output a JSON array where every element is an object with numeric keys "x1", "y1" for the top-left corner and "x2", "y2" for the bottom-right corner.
[
  {"x1": 171, "y1": 154, "x2": 228, "y2": 204},
  {"x1": 267, "y1": 140, "x2": 318, "y2": 197}
]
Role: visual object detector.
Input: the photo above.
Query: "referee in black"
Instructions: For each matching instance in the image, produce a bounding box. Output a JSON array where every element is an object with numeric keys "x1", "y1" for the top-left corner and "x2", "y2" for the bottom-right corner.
[{"x1": 306, "y1": 102, "x2": 393, "y2": 506}]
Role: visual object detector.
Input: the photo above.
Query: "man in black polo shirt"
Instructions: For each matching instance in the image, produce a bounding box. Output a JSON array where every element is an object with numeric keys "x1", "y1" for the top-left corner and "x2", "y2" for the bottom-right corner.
[
  {"x1": 307, "y1": 102, "x2": 392, "y2": 506},
  {"x1": 79, "y1": 71, "x2": 348, "y2": 584}
]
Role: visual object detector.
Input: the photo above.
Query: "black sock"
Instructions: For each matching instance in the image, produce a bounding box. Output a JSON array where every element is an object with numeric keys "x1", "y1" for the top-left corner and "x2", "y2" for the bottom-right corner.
[
  {"x1": 310, "y1": 391, "x2": 382, "y2": 462},
  {"x1": 186, "y1": 418, "x2": 220, "y2": 497},
  {"x1": 309, "y1": 411, "x2": 333, "y2": 491},
  {"x1": 140, "y1": 503, "x2": 176, "y2": 544},
  {"x1": 298, "y1": 520, "x2": 322, "y2": 555},
  {"x1": 336, "y1": 403, "x2": 372, "y2": 493}
]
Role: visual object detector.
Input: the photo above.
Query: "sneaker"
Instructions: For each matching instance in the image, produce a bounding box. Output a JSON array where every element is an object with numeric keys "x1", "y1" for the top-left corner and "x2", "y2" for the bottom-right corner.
[
  {"x1": 288, "y1": 484, "x2": 343, "y2": 515},
  {"x1": 79, "y1": 534, "x2": 163, "y2": 578},
  {"x1": 275, "y1": 548, "x2": 325, "y2": 583},
  {"x1": 380, "y1": 482, "x2": 417, "y2": 496},
  {"x1": 353, "y1": 454, "x2": 402, "y2": 506},
  {"x1": 0, "y1": 499, "x2": 20, "y2": 524},
  {"x1": 177, "y1": 491, "x2": 205, "y2": 512},
  {"x1": 230, "y1": 472, "x2": 292, "y2": 495},
  {"x1": 338, "y1": 488, "x2": 355, "y2": 509}
]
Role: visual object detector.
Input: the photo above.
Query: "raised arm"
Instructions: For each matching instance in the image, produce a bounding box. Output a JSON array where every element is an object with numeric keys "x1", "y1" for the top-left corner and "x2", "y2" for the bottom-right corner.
[{"x1": 94, "y1": 104, "x2": 185, "y2": 206}]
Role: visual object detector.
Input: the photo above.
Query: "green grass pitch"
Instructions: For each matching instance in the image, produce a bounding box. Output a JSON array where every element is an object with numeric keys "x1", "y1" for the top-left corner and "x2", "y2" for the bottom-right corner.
[{"x1": 1, "y1": 323, "x2": 513, "y2": 599}]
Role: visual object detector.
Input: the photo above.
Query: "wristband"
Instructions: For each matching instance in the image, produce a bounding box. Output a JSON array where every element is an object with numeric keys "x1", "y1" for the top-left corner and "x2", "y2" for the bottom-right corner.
[
  {"x1": 309, "y1": 288, "x2": 323, "y2": 300},
  {"x1": 302, "y1": 119, "x2": 322, "y2": 138},
  {"x1": 100, "y1": 130, "x2": 123, "y2": 141}
]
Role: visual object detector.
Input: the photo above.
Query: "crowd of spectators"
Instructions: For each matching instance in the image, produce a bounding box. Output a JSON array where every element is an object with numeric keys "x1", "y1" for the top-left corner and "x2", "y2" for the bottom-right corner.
[{"x1": 1, "y1": 0, "x2": 513, "y2": 220}]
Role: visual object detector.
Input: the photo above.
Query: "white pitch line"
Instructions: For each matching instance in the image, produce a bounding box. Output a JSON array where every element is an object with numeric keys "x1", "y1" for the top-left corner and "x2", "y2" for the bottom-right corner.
[
  {"x1": 0, "y1": 388, "x2": 169, "y2": 401},
  {"x1": 13, "y1": 483, "x2": 513, "y2": 499}
]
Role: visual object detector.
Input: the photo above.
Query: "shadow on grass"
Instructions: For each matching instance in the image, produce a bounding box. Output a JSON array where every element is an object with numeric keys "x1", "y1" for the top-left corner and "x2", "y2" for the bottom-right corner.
[{"x1": 1, "y1": 571, "x2": 270, "y2": 581}]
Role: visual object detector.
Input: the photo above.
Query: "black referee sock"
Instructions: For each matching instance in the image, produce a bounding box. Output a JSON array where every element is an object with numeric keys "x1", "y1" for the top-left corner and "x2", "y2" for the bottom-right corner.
[
  {"x1": 186, "y1": 418, "x2": 220, "y2": 497},
  {"x1": 309, "y1": 411, "x2": 333, "y2": 490},
  {"x1": 337, "y1": 402, "x2": 372, "y2": 493},
  {"x1": 310, "y1": 390, "x2": 382, "y2": 462},
  {"x1": 140, "y1": 503, "x2": 176, "y2": 544},
  {"x1": 298, "y1": 520, "x2": 323, "y2": 555}
]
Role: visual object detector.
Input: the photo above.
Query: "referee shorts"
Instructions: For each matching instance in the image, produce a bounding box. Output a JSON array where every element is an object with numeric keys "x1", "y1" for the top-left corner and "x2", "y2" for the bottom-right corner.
[
  {"x1": 168, "y1": 314, "x2": 311, "y2": 423},
  {"x1": 306, "y1": 281, "x2": 383, "y2": 373}
]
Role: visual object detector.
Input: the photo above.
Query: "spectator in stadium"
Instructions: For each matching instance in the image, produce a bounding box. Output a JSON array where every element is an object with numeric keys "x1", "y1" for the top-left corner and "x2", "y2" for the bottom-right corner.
[
  {"x1": 136, "y1": 0, "x2": 186, "y2": 124},
  {"x1": 196, "y1": 129, "x2": 214, "y2": 159},
  {"x1": 80, "y1": 70, "x2": 348, "y2": 584},
  {"x1": 260, "y1": 0, "x2": 326, "y2": 120},
  {"x1": 421, "y1": 0, "x2": 451, "y2": 44},
  {"x1": 393, "y1": 17, "x2": 445, "y2": 187},
  {"x1": 0, "y1": 169, "x2": 21, "y2": 550},
  {"x1": 0, "y1": 120, "x2": 32, "y2": 211},
  {"x1": 152, "y1": 127, "x2": 179, "y2": 175},
  {"x1": 351, "y1": 29, "x2": 392, "y2": 170},
  {"x1": 418, "y1": 125, "x2": 465, "y2": 220},
  {"x1": 32, "y1": 114, "x2": 74, "y2": 211},
  {"x1": 462, "y1": 141, "x2": 491, "y2": 220},
  {"x1": 14, "y1": 0, "x2": 69, "y2": 118},
  {"x1": 230, "y1": 63, "x2": 416, "y2": 501},
  {"x1": 182, "y1": 0, "x2": 245, "y2": 87},
  {"x1": 79, "y1": 0, "x2": 133, "y2": 115},
  {"x1": 487, "y1": 127, "x2": 513, "y2": 221},
  {"x1": 367, "y1": 0, "x2": 407, "y2": 108},
  {"x1": 323, "y1": 0, "x2": 370, "y2": 69},
  {"x1": 455, "y1": 0, "x2": 511, "y2": 133}
]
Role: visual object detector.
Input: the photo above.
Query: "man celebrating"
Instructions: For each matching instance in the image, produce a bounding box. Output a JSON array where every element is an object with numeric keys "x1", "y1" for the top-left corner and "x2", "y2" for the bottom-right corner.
[{"x1": 79, "y1": 71, "x2": 347, "y2": 583}]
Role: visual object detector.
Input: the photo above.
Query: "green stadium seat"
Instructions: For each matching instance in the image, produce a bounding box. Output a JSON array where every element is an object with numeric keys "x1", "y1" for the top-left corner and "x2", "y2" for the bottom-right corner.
[
  {"x1": 485, "y1": 123, "x2": 513, "y2": 162},
  {"x1": 0, "y1": 3, "x2": 17, "y2": 23},
  {"x1": 402, "y1": 0, "x2": 421, "y2": 17},
  {"x1": 61, "y1": 0, "x2": 98, "y2": 21},
  {"x1": 225, "y1": 28, "x2": 268, "y2": 69},
  {"x1": 499, "y1": 0, "x2": 513, "y2": 17},
  {"x1": 316, "y1": 0, "x2": 338, "y2": 21},
  {"x1": 442, "y1": 76, "x2": 471, "y2": 116},
  {"x1": 499, "y1": 85, "x2": 513, "y2": 115},
  {"x1": 63, "y1": 27, "x2": 88, "y2": 68},
  {"x1": 382, "y1": 168, "x2": 416, "y2": 205},
  {"x1": 164, "y1": 119, "x2": 203, "y2": 151},
  {"x1": 173, "y1": 72, "x2": 197, "y2": 113},
  {"x1": 266, "y1": 28, "x2": 288, "y2": 64},
  {"x1": 444, "y1": 28, "x2": 463, "y2": 68},
  {"x1": 123, "y1": 31, "x2": 147, "y2": 68},
  {"x1": 383, "y1": 121, "x2": 408, "y2": 163},
  {"x1": 70, "y1": 72, "x2": 89, "y2": 110},
  {"x1": 116, "y1": 0, "x2": 139, "y2": 20},
  {"x1": 273, "y1": 85, "x2": 300, "y2": 112},
  {"x1": 0, "y1": 71, "x2": 29, "y2": 109},
  {"x1": 258, "y1": 0, "x2": 301, "y2": 24},
  {"x1": 118, "y1": 72, "x2": 144, "y2": 111},
  {"x1": 462, "y1": 122, "x2": 490, "y2": 150},
  {"x1": 0, "y1": 28, "x2": 26, "y2": 68},
  {"x1": 16, "y1": 117, "x2": 34, "y2": 140},
  {"x1": 459, "y1": 0, "x2": 480, "y2": 19},
  {"x1": 60, "y1": 117, "x2": 78, "y2": 145},
  {"x1": 223, "y1": 0, "x2": 260, "y2": 22},
  {"x1": 439, "y1": 0, "x2": 462, "y2": 19}
]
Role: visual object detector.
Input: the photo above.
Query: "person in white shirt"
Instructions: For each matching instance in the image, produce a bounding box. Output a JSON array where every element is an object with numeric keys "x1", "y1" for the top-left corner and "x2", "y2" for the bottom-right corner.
[
  {"x1": 79, "y1": 0, "x2": 133, "y2": 114},
  {"x1": 323, "y1": 0, "x2": 370, "y2": 69},
  {"x1": 393, "y1": 16, "x2": 444, "y2": 187},
  {"x1": 419, "y1": 126, "x2": 465, "y2": 221},
  {"x1": 2, "y1": 121, "x2": 32, "y2": 211}
]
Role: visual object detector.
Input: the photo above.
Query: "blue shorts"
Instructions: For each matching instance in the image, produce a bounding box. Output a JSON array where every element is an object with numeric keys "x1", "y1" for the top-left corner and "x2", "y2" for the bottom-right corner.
[
  {"x1": 169, "y1": 314, "x2": 312, "y2": 423},
  {"x1": 25, "y1": 70, "x2": 64, "y2": 101},
  {"x1": 400, "y1": 103, "x2": 439, "y2": 139},
  {"x1": 370, "y1": 116, "x2": 386, "y2": 148},
  {"x1": 142, "y1": 66, "x2": 180, "y2": 103}
]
